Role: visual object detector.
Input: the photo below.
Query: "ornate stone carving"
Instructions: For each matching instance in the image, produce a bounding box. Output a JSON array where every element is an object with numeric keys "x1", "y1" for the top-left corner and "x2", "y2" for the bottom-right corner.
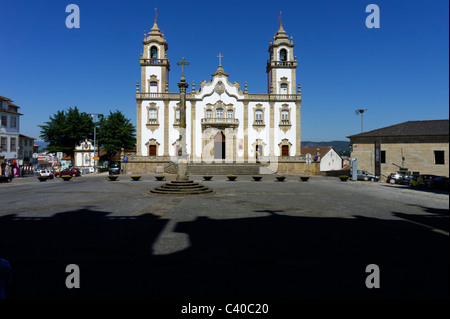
[{"x1": 214, "y1": 81, "x2": 225, "y2": 95}]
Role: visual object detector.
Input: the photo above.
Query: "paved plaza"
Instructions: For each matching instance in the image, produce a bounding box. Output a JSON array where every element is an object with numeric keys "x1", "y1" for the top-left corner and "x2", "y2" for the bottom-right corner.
[{"x1": 0, "y1": 173, "x2": 448, "y2": 299}]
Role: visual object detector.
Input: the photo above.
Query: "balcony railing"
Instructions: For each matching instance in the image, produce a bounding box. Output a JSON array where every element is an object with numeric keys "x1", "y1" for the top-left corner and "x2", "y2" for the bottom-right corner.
[
  {"x1": 267, "y1": 60, "x2": 298, "y2": 68},
  {"x1": 253, "y1": 119, "x2": 264, "y2": 125},
  {"x1": 137, "y1": 92, "x2": 181, "y2": 100},
  {"x1": 246, "y1": 93, "x2": 300, "y2": 101},
  {"x1": 201, "y1": 117, "x2": 239, "y2": 129},
  {"x1": 140, "y1": 58, "x2": 170, "y2": 66},
  {"x1": 137, "y1": 92, "x2": 300, "y2": 102},
  {"x1": 280, "y1": 119, "x2": 291, "y2": 125}
]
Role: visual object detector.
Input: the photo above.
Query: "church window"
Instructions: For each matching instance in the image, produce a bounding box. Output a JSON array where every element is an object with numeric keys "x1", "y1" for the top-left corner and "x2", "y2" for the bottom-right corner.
[
  {"x1": 281, "y1": 83, "x2": 288, "y2": 89},
  {"x1": 206, "y1": 109, "x2": 212, "y2": 118},
  {"x1": 280, "y1": 49, "x2": 287, "y2": 62},
  {"x1": 216, "y1": 108, "x2": 223, "y2": 118},
  {"x1": 281, "y1": 110, "x2": 289, "y2": 119},
  {"x1": 150, "y1": 81, "x2": 157, "y2": 87},
  {"x1": 150, "y1": 46, "x2": 158, "y2": 59},
  {"x1": 149, "y1": 108, "x2": 157, "y2": 124},
  {"x1": 227, "y1": 110, "x2": 233, "y2": 119},
  {"x1": 0, "y1": 137, "x2": 6, "y2": 151}
]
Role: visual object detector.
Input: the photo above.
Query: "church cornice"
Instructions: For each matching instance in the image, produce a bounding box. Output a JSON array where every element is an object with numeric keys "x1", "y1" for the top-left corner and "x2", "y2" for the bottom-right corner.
[{"x1": 136, "y1": 92, "x2": 301, "y2": 103}]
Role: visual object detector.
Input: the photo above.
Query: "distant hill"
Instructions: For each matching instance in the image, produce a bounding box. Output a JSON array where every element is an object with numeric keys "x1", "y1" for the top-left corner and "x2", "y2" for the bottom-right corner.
[
  {"x1": 34, "y1": 140, "x2": 48, "y2": 150},
  {"x1": 301, "y1": 141, "x2": 350, "y2": 153}
]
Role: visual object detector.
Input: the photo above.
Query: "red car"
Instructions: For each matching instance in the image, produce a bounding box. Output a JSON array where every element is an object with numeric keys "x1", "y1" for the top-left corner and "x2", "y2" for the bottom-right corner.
[{"x1": 58, "y1": 168, "x2": 81, "y2": 177}]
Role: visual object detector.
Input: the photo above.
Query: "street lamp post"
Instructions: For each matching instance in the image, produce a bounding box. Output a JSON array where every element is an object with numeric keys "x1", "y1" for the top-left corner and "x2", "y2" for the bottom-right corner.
[
  {"x1": 355, "y1": 109, "x2": 368, "y2": 133},
  {"x1": 89, "y1": 113, "x2": 103, "y2": 173}
]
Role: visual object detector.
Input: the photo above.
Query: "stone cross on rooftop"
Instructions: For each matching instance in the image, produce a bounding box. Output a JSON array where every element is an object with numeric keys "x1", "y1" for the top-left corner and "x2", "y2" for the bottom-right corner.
[{"x1": 177, "y1": 57, "x2": 189, "y2": 82}]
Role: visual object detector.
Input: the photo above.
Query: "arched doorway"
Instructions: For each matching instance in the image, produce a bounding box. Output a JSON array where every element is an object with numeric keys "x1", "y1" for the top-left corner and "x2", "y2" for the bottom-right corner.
[{"x1": 214, "y1": 131, "x2": 225, "y2": 160}]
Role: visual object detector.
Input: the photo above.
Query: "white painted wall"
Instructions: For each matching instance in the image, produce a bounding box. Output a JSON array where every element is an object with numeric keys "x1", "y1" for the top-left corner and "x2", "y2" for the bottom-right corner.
[{"x1": 320, "y1": 149, "x2": 343, "y2": 171}]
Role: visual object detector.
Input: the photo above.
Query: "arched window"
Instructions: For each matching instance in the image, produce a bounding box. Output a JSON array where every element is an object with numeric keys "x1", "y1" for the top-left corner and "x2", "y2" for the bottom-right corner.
[
  {"x1": 227, "y1": 110, "x2": 233, "y2": 119},
  {"x1": 216, "y1": 108, "x2": 223, "y2": 118},
  {"x1": 279, "y1": 49, "x2": 287, "y2": 62},
  {"x1": 206, "y1": 109, "x2": 212, "y2": 118},
  {"x1": 150, "y1": 46, "x2": 158, "y2": 59}
]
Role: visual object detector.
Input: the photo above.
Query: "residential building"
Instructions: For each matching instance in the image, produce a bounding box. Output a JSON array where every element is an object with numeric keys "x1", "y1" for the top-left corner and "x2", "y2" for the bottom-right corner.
[
  {"x1": 0, "y1": 96, "x2": 23, "y2": 162},
  {"x1": 348, "y1": 120, "x2": 449, "y2": 180},
  {"x1": 19, "y1": 134, "x2": 36, "y2": 165},
  {"x1": 301, "y1": 147, "x2": 343, "y2": 171}
]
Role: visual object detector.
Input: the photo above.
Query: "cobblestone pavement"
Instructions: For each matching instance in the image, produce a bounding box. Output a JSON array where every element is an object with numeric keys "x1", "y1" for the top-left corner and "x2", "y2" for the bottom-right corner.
[{"x1": 0, "y1": 173, "x2": 448, "y2": 299}]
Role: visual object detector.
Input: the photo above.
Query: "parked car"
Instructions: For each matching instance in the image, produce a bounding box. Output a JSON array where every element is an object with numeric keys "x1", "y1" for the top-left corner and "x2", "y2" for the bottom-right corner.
[
  {"x1": 409, "y1": 174, "x2": 442, "y2": 189},
  {"x1": 59, "y1": 167, "x2": 81, "y2": 177},
  {"x1": 420, "y1": 174, "x2": 442, "y2": 188},
  {"x1": 386, "y1": 172, "x2": 408, "y2": 184},
  {"x1": 399, "y1": 173, "x2": 414, "y2": 185},
  {"x1": 109, "y1": 163, "x2": 120, "y2": 175},
  {"x1": 430, "y1": 176, "x2": 450, "y2": 190},
  {"x1": 38, "y1": 169, "x2": 54, "y2": 179},
  {"x1": 351, "y1": 170, "x2": 379, "y2": 182}
]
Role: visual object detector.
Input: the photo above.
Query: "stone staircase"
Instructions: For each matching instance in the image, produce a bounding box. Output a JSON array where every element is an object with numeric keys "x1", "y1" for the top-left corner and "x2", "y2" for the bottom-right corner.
[
  {"x1": 150, "y1": 180, "x2": 213, "y2": 195},
  {"x1": 164, "y1": 162, "x2": 178, "y2": 174}
]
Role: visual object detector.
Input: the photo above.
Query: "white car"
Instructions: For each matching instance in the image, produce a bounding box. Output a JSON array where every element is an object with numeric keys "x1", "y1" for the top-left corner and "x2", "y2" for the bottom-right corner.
[{"x1": 38, "y1": 169, "x2": 53, "y2": 179}]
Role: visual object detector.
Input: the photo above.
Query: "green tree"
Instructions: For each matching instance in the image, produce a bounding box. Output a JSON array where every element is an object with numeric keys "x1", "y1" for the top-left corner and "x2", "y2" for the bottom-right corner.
[
  {"x1": 39, "y1": 106, "x2": 94, "y2": 159},
  {"x1": 97, "y1": 110, "x2": 135, "y2": 161}
]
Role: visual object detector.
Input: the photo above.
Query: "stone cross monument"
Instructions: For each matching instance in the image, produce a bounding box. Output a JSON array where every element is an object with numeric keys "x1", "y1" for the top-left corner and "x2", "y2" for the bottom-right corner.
[{"x1": 176, "y1": 57, "x2": 189, "y2": 181}]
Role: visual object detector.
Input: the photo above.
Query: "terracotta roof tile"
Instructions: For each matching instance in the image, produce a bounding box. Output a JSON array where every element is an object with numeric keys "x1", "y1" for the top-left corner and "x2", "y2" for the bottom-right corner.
[{"x1": 348, "y1": 120, "x2": 449, "y2": 138}]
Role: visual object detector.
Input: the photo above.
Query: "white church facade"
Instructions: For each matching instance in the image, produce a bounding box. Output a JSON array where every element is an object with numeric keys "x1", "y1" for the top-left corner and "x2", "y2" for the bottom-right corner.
[{"x1": 131, "y1": 18, "x2": 315, "y2": 174}]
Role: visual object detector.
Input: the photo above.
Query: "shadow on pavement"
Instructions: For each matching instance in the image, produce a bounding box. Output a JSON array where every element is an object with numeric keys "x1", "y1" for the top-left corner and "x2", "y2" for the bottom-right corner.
[{"x1": 0, "y1": 207, "x2": 448, "y2": 299}]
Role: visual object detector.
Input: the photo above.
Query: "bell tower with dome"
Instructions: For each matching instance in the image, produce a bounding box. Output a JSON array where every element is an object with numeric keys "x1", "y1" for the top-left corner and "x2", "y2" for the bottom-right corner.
[
  {"x1": 140, "y1": 15, "x2": 170, "y2": 94},
  {"x1": 266, "y1": 17, "x2": 297, "y2": 95}
]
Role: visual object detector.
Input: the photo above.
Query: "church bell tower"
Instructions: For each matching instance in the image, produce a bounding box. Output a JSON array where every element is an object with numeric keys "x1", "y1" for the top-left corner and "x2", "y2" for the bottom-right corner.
[
  {"x1": 140, "y1": 16, "x2": 170, "y2": 93},
  {"x1": 266, "y1": 19, "x2": 297, "y2": 94}
]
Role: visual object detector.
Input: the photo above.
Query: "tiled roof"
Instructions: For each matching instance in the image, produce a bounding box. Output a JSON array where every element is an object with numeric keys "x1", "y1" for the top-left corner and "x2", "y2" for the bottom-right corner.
[
  {"x1": 348, "y1": 120, "x2": 449, "y2": 138},
  {"x1": 301, "y1": 146, "x2": 334, "y2": 158},
  {"x1": 0, "y1": 108, "x2": 23, "y2": 116},
  {"x1": 19, "y1": 134, "x2": 36, "y2": 139}
]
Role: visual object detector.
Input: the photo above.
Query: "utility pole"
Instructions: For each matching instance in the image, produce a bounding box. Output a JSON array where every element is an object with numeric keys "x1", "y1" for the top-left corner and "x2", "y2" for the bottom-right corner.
[
  {"x1": 89, "y1": 113, "x2": 103, "y2": 173},
  {"x1": 355, "y1": 109, "x2": 368, "y2": 133}
]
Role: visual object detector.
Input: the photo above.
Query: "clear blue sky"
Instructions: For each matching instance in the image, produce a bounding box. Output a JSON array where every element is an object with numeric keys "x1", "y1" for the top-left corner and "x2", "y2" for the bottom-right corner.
[{"x1": 1, "y1": 0, "x2": 448, "y2": 143}]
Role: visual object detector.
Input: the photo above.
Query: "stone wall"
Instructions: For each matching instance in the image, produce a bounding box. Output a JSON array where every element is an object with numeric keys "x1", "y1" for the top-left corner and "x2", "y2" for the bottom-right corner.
[
  {"x1": 350, "y1": 136, "x2": 449, "y2": 180},
  {"x1": 125, "y1": 156, "x2": 321, "y2": 175}
]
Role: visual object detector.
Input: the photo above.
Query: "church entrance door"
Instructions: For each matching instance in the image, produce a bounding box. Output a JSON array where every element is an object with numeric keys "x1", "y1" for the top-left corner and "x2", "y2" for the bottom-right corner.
[{"x1": 214, "y1": 131, "x2": 225, "y2": 160}]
